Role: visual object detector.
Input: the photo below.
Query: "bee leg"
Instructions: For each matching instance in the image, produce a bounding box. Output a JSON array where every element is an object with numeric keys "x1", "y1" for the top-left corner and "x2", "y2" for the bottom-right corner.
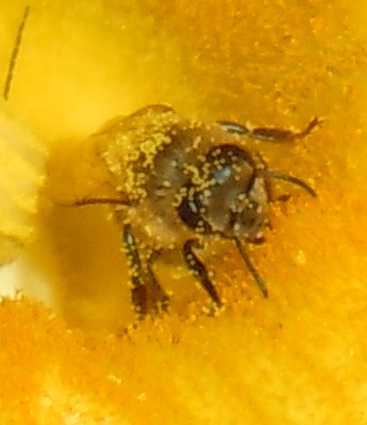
[
  {"x1": 123, "y1": 224, "x2": 148, "y2": 317},
  {"x1": 218, "y1": 117, "x2": 321, "y2": 142},
  {"x1": 123, "y1": 225, "x2": 170, "y2": 317},
  {"x1": 183, "y1": 239, "x2": 222, "y2": 309}
]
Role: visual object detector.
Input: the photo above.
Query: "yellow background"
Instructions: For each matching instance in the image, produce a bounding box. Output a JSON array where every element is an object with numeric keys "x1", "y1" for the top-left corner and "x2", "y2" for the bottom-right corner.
[{"x1": 0, "y1": 0, "x2": 366, "y2": 423}]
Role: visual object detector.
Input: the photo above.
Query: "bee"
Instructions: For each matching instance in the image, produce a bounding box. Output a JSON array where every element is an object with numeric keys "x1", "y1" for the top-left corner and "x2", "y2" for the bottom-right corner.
[{"x1": 75, "y1": 104, "x2": 319, "y2": 317}]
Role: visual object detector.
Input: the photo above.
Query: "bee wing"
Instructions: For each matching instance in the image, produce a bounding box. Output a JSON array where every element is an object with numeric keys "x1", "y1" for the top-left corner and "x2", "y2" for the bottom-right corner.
[{"x1": 93, "y1": 104, "x2": 176, "y2": 136}]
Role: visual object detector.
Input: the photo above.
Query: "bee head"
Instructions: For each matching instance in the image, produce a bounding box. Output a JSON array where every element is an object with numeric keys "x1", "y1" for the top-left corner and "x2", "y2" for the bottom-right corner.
[{"x1": 177, "y1": 145, "x2": 268, "y2": 243}]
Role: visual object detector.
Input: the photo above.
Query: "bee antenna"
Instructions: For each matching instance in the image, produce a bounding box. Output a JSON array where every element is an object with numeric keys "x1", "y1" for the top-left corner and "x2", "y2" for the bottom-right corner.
[
  {"x1": 234, "y1": 238, "x2": 268, "y2": 298},
  {"x1": 3, "y1": 6, "x2": 30, "y2": 100},
  {"x1": 264, "y1": 170, "x2": 317, "y2": 197}
]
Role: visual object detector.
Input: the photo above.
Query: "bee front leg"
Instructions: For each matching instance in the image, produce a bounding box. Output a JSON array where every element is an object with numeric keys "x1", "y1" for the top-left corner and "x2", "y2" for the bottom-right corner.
[
  {"x1": 183, "y1": 239, "x2": 222, "y2": 310},
  {"x1": 123, "y1": 224, "x2": 148, "y2": 317},
  {"x1": 123, "y1": 225, "x2": 169, "y2": 317}
]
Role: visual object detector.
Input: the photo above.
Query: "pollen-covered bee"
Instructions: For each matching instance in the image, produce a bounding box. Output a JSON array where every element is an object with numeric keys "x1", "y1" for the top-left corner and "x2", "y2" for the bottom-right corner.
[{"x1": 78, "y1": 104, "x2": 319, "y2": 317}]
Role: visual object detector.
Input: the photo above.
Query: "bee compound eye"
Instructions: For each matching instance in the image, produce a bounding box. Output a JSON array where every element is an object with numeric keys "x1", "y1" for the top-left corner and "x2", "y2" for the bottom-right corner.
[{"x1": 177, "y1": 196, "x2": 201, "y2": 229}]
